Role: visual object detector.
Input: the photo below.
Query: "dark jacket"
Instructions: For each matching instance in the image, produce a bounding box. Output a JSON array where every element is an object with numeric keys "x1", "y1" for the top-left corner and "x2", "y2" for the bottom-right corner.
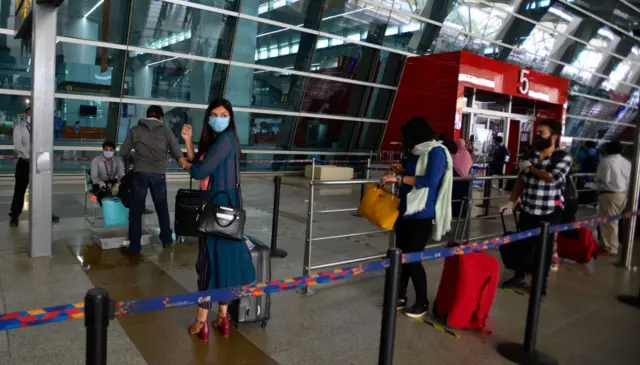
[{"x1": 120, "y1": 118, "x2": 183, "y2": 174}]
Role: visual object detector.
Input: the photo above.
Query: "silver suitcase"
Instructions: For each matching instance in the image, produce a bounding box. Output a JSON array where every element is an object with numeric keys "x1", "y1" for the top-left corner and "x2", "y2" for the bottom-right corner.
[{"x1": 230, "y1": 236, "x2": 271, "y2": 328}]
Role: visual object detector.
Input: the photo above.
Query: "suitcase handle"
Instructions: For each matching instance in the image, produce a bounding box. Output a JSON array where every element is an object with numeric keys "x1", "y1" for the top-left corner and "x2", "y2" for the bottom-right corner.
[{"x1": 499, "y1": 205, "x2": 519, "y2": 235}]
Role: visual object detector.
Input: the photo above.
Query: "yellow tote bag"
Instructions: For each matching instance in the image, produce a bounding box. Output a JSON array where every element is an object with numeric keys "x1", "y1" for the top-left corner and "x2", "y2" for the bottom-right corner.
[{"x1": 358, "y1": 183, "x2": 400, "y2": 231}]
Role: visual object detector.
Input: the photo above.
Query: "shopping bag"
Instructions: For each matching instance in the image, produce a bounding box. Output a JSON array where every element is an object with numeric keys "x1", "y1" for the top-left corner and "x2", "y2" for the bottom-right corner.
[{"x1": 358, "y1": 183, "x2": 400, "y2": 230}]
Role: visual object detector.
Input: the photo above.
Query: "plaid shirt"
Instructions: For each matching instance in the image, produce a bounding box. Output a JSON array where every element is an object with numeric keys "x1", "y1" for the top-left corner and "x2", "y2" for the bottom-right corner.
[{"x1": 520, "y1": 151, "x2": 573, "y2": 216}]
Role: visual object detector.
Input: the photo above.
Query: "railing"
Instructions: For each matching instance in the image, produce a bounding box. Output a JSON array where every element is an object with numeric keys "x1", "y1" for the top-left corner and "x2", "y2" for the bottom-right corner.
[{"x1": 0, "y1": 212, "x2": 638, "y2": 365}]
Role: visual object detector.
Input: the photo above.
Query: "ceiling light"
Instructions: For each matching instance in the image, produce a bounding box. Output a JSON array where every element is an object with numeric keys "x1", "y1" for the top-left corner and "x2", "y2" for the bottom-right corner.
[
  {"x1": 147, "y1": 56, "x2": 178, "y2": 67},
  {"x1": 84, "y1": 0, "x2": 104, "y2": 18}
]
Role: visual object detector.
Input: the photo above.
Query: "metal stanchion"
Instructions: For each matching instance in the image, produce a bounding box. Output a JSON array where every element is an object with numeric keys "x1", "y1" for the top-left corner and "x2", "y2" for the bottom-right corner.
[
  {"x1": 498, "y1": 222, "x2": 558, "y2": 365},
  {"x1": 85, "y1": 288, "x2": 114, "y2": 365},
  {"x1": 270, "y1": 175, "x2": 288, "y2": 258},
  {"x1": 378, "y1": 248, "x2": 402, "y2": 365},
  {"x1": 481, "y1": 175, "x2": 492, "y2": 217},
  {"x1": 388, "y1": 184, "x2": 396, "y2": 249},
  {"x1": 300, "y1": 181, "x2": 315, "y2": 296},
  {"x1": 311, "y1": 158, "x2": 316, "y2": 181}
]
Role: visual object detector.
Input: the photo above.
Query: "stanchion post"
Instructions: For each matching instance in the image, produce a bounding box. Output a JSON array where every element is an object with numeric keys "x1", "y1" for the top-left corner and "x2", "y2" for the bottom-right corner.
[
  {"x1": 300, "y1": 182, "x2": 315, "y2": 296},
  {"x1": 482, "y1": 176, "x2": 492, "y2": 216},
  {"x1": 378, "y1": 248, "x2": 402, "y2": 365},
  {"x1": 498, "y1": 222, "x2": 558, "y2": 365},
  {"x1": 85, "y1": 288, "x2": 114, "y2": 365},
  {"x1": 311, "y1": 158, "x2": 316, "y2": 181},
  {"x1": 622, "y1": 117, "x2": 640, "y2": 268},
  {"x1": 388, "y1": 184, "x2": 396, "y2": 249},
  {"x1": 270, "y1": 175, "x2": 288, "y2": 258}
]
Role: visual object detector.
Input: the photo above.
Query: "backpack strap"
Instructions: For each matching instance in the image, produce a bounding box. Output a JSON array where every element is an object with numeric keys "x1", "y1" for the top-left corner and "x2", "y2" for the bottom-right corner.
[{"x1": 546, "y1": 150, "x2": 568, "y2": 173}]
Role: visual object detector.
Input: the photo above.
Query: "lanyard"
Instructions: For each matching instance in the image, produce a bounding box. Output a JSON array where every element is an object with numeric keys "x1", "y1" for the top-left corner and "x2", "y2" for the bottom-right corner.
[{"x1": 104, "y1": 160, "x2": 114, "y2": 180}]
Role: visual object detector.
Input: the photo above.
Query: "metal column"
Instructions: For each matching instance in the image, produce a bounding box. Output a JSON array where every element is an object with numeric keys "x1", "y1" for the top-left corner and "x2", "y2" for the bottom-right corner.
[
  {"x1": 29, "y1": 3, "x2": 58, "y2": 257},
  {"x1": 622, "y1": 116, "x2": 640, "y2": 268}
]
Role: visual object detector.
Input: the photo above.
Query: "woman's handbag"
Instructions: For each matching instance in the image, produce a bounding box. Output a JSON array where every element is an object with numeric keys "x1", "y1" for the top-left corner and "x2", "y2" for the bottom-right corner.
[
  {"x1": 195, "y1": 143, "x2": 245, "y2": 240},
  {"x1": 358, "y1": 183, "x2": 400, "y2": 231}
]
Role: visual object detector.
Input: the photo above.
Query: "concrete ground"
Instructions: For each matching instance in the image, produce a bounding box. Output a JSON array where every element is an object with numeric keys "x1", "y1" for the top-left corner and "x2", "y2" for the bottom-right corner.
[{"x1": 0, "y1": 175, "x2": 638, "y2": 364}]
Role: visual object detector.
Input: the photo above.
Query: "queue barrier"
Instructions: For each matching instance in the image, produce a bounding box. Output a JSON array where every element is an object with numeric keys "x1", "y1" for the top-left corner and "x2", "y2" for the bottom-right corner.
[{"x1": 0, "y1": 211, "x2": 638, "y2": 365}]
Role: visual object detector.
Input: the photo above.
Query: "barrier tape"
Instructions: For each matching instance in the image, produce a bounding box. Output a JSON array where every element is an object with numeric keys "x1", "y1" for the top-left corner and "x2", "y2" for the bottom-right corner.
[{"x1": 1, "y1": 210, "x2": 637, "y2": 331}]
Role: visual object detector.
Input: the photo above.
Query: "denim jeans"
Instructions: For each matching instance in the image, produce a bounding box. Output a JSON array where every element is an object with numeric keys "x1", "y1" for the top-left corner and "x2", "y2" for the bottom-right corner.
[{"x1": 128, "y1": 172, "x2": 173, "y2": 251}]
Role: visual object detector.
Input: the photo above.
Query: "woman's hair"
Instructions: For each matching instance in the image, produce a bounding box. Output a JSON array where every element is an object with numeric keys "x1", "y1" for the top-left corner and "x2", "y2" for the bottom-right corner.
[
  {"x1": 401, "y1": 117, "x2": 436, "y2": 153},
  {"x1": 196, "y1": 99, "x2": 237, "y2": 160}
]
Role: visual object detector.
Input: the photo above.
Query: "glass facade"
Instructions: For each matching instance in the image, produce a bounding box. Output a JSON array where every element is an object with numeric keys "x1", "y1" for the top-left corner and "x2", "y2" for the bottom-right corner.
[{"x1": 0, "y1": 0, "x2": 638, "y2": 171}]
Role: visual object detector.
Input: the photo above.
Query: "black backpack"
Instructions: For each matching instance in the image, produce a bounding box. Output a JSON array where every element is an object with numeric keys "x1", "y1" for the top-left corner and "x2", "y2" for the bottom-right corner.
[
  {"x1": 548, "y1": 150, "x2": 577, "y2": 205},
  {"x1": 493, "y1": 145, "x2": 510, "y2": 165}
]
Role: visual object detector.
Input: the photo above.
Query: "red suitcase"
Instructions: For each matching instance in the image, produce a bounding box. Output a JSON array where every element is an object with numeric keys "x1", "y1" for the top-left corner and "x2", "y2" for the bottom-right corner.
[
  {"x1": 433, "y1": 252, "x2": 500, "y2": 333},
  {"x1": 557, "y1": 228, "x2": 599, "y2": 264}
]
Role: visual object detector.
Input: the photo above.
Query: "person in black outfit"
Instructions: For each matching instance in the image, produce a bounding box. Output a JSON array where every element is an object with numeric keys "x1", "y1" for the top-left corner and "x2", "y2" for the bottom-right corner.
[{"x1": 489, "y1": 136, "x2": 509, "y2": 189}]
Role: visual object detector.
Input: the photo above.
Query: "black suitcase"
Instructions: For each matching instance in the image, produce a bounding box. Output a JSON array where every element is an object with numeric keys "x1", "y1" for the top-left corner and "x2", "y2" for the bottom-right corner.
[
  {"x1": 498, "y1": 208, "x2": 527, "y2": 271},
  {"x1": 230, "y1": 236, "x2": 271, "y2": 328},
  {"x1": 174, "y1": 179, "x2": 206, "y2": 240}
]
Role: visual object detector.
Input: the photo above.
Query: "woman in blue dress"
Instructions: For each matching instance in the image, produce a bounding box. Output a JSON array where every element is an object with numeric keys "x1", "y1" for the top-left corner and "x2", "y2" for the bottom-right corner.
[{"x1": 181, "y1": 99, "x2": 256, "y2": 341}]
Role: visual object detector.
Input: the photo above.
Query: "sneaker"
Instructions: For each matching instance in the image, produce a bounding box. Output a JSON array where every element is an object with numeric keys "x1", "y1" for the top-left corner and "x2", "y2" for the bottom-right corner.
[
  {"x1": 51, "y1": 215, "x2": 60, "y2": 223},
  {"x1": 396, "y1": 297, "x2": 408, "y2": 310},
  {"x1": 120, "y1": 246, "x2": 141, "y2": 256},
  {"x1": 9, "y1": 216, "x2": 18, "y2": 227},
  {"x1": 404, "y1": 304, "x2": 428, "y2": 319}
]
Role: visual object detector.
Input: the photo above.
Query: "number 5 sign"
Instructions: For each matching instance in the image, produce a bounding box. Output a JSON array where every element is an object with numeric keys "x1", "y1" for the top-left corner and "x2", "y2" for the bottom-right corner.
[{"x1": 518, "y1": 69, "x2": 530, "y2": 95}]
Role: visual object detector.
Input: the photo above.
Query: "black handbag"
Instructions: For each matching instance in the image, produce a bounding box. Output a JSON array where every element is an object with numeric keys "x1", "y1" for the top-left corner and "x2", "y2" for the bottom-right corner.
[{"x1": 195, "y1": 143, "x2": 245, "y2": 240}]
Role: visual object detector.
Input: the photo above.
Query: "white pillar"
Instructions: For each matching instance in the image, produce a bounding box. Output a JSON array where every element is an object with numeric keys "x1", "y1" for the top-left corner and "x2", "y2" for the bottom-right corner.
[{"x1": 29, "y1": 2, "x2": 58, "y2": 258}]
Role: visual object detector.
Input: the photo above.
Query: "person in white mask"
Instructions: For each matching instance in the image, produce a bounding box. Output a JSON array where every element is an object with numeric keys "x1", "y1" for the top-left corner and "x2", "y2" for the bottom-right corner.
[
  {"x1": 90, "y1": 141, "x2": 125, "y2": 206},
  {"x1": 10, "y1": 107, "x2": 60, "y2": 227}
]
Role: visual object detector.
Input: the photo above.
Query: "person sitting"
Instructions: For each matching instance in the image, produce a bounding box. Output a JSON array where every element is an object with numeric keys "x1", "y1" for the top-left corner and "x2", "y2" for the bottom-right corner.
[{"x1": 91, "y1": 141, "x2": 125, "y2": 206}]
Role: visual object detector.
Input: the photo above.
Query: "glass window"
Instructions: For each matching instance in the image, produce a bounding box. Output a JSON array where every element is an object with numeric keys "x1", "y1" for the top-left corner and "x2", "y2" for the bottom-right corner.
[
  {"x1": 292, "y1": 118, "x2": 357, "y2": 151},
  {"x1": 129, "y1": 1, "x2": 236, "y2": 60},
  {"x1": 118, "y1": 102, "x2": 202, "y2": 146},
  {"x1": 225, "y1": 65, "x2": 306, "y2": 112},
  {"x1": 238, "y1": 111, "x2": 295, "y2": 150},
  {"x1": 300, "y1": 78, "x2": 367, "y2": 118},
  {"x1": 565, "y1": 116, "x2": 628, "y2": 140},
  {"x1": 57, "y1": 0, "x2": 131, "y2": 44},
  {"x1": 123, "y1": 54, "x2": 228, "y2": 105},
  {"x1": 473, "y1": 89, "x2": 510, "y2": 113},
  {"x1": 365, "y1": 88, "x2": 395, "y2": 120},
  {"x1": 55, "y1": 97, "x2": 109, "y2": 146},
  {"x1": 353, "y1": 122, "x2": 385, "y2": 152},
  {"x1": 56, "y1": 42, "x2": 126, "y2": 97},
  {"x1": 0, "y1": 33, "x2": 31, "y2": 90}
]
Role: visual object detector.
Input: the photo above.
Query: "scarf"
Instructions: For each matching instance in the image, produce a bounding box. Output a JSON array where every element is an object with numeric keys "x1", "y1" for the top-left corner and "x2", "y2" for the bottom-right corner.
[
  {"x1": 405, "y1": 141, "x2": 453, "y2": 241},
  {"x1": 452, "y1": 139, "x2": 473, "y2": 177}
]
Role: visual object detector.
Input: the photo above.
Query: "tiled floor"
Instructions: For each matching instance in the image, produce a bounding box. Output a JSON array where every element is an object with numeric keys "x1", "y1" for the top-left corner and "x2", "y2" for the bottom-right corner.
[{"x1": 0, "y1": 176, "x2": 638, "y2": 365}]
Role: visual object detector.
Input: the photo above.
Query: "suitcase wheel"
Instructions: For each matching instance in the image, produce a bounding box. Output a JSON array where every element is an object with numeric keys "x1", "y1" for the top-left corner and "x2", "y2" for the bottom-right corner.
[{"x1": 261, "y1": 321, "x2": 268, "y2": 329}]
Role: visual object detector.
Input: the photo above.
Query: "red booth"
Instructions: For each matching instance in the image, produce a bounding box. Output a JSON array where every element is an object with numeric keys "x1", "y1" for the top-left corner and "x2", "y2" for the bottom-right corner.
[{"x1": 382, "y1": 51, "x2": 569, "y2": 172}]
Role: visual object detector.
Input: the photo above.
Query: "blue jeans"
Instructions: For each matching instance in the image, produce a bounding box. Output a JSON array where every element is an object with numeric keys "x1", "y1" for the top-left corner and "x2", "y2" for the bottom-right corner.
[{"x1": 128, "y1": 172, "x2": 173, "y2": 251}]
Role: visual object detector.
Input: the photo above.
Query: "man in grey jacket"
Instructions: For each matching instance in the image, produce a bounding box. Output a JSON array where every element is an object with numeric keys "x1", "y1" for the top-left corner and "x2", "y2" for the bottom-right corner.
[{"x1": 120, "y1": 105, "x2": 187, "y2": 254}]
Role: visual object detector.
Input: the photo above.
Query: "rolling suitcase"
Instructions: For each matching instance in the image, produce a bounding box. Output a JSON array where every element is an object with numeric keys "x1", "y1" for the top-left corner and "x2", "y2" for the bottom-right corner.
[
  {"x1": 557, "y1": 227, "x2": 599, "y2": 264},
  {"x1": 432, "y1": 252, "x2": 500, "y2": 333},
  {"x1": 230, "y1": 236, "x2": 271, "y2": 328},
  {"x1": 498, "y1": 208, "x2": 527, "y2": 271},
  {"x1": 174, "y1": 178, "x2": 206, "y2": 240}
]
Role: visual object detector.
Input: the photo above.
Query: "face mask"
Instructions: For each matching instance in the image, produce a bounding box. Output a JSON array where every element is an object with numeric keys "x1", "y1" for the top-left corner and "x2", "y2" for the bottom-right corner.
[
  {"x1": 533, "y1": 135, "x2": 552, "y2": 151},
  {"x1": 209, "y1": 116, "x2": 230, "y2": 133},
  {"x1": 104, "y1": 151, "x2": 114, "y2": 159}
]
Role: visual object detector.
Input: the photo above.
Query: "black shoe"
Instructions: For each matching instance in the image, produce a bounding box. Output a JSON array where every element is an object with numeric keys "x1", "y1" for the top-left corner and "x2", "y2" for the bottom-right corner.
[
  {"x1": 396, "y1": 297, "x2": 408, "y2": 310},
  {"x1": 52, "y1": 215, "x2": 60, "y2": 223},
  {"x1": 120, "y1": 246, "x2": 141, "y2": 255},
  {"x1": 501, "y1": 276, "x2": 526, "y2": 290},
  {"x1": 404, "y1": 303, "x2": 428, "y2": 319},
  {"x1": 9, "y1": 216, "x2": 18, "y2": 227},
  {"x1": 162, "y1": 241, "x2": 173, "y2": 249}
]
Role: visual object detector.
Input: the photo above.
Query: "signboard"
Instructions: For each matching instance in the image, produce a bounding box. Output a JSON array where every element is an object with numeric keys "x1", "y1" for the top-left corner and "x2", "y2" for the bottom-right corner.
[{"x1": 14, "y1": 0, "x2": 65, "y2": 40}]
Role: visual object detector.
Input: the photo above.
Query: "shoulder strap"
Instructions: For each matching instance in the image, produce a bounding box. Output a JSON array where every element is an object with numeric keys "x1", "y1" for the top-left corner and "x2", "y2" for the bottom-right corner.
[
  {"x1": 547, "y1": 150, "x2": 568, "y2": 173},
  {"x1": 235, "y1": 137, "x2": 243, "y2": 210},
  {"x1": 25, "y1": 123, "x2": 31, "y2": 134}
]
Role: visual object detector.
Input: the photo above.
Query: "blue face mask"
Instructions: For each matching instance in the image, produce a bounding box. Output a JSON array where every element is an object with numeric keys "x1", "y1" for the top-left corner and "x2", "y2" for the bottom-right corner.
[
  {"x1": 104, "y1": 151, "x2": 114, "y2": 159},
  {"x1": 209, "y1": 116, "x2": 230, "y2": 133}
]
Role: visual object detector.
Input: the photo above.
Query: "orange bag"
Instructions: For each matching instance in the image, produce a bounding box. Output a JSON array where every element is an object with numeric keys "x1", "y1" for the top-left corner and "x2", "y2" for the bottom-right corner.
[{"x1": 358, "y1": 183, "x2": 400, "y2": 231}]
